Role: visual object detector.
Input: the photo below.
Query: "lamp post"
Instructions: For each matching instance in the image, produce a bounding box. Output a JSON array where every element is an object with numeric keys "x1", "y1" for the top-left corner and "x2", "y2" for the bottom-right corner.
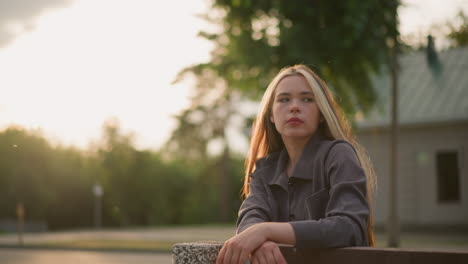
[
  {"x1": 16, "y1": 202, "x2": 24, "y2": 246},
  {"x1": 93, "y1": 183, "x2": 103, "y2": 229},
  {"x1": 388, "y1": 35, "x2": 400, "y2": 248}
]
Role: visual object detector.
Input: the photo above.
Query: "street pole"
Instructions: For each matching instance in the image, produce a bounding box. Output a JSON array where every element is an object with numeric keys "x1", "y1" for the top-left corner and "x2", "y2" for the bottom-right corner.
[
  {"x1": 388, "y1": 39, "x2": 400, "y2": 247},
  {"x1": 16, "y1": 202, "x2": 24, "y2": 246},
  {"x1": 93, "y1": 184, "x2": 103, "y2": 229}
]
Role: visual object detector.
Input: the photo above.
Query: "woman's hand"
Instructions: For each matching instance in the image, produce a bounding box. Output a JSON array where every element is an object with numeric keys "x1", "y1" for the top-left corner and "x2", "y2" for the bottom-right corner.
[
  {"x1": 251, "y1": 241, "x2": 287, "y2": 264},
  {"x1": 216, "y1": 223, "x2": 269, "y2": 264},
  {"x1": 216, "y1": 222, "x2": 295, "y2": 264}
]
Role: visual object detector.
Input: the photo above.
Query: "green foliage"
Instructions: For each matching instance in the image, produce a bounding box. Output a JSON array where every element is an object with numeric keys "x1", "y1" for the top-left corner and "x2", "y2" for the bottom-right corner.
[
  {"x1": 44, "y1": 147, "x2": 95, "y2": 228},
  {"x1": 177, "y1": 0, "x2": 400, "y2": 114},
  {"x1": 165, "y1": 1, "x2": 400, "y2": 217},
  {"x1": 166, "y1": 0, "x2": 400, "y2": 172},
  {"x1": 179, "y1": 154, "x2": 244, "y2": 223},
  {"x1": 0, "y1": 127, "x2": 94, "y2": 228},
  {"x1": 447, "y1": 11, "x2": 468, "y2": 47},
  {"x1": 0, "y1": 123, "x2": 244, "y2": 230},
  {"x1": 0, "y1": 127, "x2": 52, "y2": 219}
]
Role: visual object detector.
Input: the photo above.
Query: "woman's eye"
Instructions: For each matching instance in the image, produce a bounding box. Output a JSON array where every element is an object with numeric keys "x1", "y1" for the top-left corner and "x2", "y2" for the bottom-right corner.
[
  {"x1": 278, "y1": 97, "x2": 289, "y2": 102},
  {"x1": 303, "y1": 97, "x2": 314, "y2": 102}
]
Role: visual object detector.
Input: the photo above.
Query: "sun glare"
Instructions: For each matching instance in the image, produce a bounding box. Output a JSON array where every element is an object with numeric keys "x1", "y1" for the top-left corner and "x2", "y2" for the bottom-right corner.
[
  {"x1": 2, "y1": 0, "x2": 467, "y2": 151},
  {"x1": 0, "y1": 0, "x2": 212, "y2": 150}
]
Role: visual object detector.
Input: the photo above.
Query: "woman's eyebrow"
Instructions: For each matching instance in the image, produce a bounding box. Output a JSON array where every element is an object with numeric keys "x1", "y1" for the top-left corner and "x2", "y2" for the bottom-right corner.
[{"x1": 276, "y1": 91, "x2": 314, "y2": 96}]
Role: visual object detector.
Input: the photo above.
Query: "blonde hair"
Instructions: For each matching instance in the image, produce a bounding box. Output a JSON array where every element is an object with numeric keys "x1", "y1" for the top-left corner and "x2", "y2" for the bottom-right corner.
[{"x1": 244, "y1": 64, "x2": 376, "y2": 246}]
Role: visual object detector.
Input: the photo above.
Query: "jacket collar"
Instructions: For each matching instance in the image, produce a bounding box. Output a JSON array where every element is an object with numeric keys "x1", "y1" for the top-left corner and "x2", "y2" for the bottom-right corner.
[
  {"x1": 267, "y1": 148, "x2": 289, "y2": 189},
  {"x1": 268, "y1": 131, "x2": 326, "y2": 189}
]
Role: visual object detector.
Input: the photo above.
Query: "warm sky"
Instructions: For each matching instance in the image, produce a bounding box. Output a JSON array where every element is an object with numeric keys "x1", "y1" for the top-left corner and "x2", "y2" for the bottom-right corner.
[{"x1": 1, "y1": 0, "x2": 467, "y2": 151}]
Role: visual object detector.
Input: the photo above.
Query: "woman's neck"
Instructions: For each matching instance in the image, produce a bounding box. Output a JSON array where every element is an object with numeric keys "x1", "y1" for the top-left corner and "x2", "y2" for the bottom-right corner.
[{"x1": 283, "y1": 136, "x2": 311, "y2": 177}]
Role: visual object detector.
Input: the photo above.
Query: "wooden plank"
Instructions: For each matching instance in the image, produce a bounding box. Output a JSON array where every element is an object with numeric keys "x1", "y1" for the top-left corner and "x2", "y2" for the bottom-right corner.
[{"x1": 280, "y1": 247, "x2": 468, "y2": 264}]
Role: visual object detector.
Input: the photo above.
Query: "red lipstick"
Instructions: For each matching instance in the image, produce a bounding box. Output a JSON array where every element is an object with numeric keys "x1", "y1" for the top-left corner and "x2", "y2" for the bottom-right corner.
[{"x1": 287, "y1": 117, "x2": 304, "y2": 124}]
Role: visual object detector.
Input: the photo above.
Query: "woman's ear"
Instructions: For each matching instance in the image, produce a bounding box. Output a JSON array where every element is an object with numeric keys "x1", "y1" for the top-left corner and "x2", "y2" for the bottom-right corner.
[{"x1": 270, "y1": 114, "x2": 275, "y2": 123}]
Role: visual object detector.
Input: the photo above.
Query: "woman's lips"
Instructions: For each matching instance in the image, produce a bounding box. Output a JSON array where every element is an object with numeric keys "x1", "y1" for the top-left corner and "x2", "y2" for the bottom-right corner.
[{"x1": 287, "y1": 117, "x2": 304, "y2": 125}]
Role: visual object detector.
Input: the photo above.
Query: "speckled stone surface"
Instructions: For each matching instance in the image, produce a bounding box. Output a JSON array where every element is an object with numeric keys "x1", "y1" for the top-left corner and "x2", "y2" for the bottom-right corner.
[{"x1": 173, "y1": 241, "x2": 224, "y2": 264}]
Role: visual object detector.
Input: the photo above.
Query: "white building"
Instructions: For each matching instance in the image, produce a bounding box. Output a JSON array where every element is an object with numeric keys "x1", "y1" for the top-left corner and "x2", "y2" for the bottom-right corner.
[{"x1": 356, "y1": 46, "x2": 468, "y2": 229}]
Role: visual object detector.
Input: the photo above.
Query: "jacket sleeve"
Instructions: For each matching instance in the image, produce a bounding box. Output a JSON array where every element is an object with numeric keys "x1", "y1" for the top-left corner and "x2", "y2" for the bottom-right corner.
[
  {"x1": 236, "y1": 170, "x2": 272, "y2": 234},
  {"x1": 289, "y1": 142, "x2": 370, "y2": 248}
]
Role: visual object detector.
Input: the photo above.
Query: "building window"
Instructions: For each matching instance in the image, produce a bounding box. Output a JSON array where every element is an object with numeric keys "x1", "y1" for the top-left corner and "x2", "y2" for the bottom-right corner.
[{"x1": 436, "y1": 151, "x2": 460, "y2": 203}]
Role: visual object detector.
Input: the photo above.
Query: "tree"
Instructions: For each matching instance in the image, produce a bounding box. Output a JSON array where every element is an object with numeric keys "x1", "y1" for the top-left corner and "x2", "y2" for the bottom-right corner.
[
  {"x1": 167, "y1": 0, "x2": 400, "y2": 222},
  {"x1": 96, "y1": 118, "x2": 195, "y2": 226},
  {"x1": 0, "y1": 127, "x2": 53, "y2": 220},
  {"x1": 182, "y1": 0, "x2": 398, "y2": 110},
  {"x1": 447, "y1": 10, "x2": 468, "y2": 47},
  {"x1": 0, "y1": 127, "x2": 95, "y2": 229},
  {"x1": 169, "y1": 0, "x2": 400, "y2": 156},
  {"x1": 0, "y1": 123, "x2": 244, "y2": 228}
]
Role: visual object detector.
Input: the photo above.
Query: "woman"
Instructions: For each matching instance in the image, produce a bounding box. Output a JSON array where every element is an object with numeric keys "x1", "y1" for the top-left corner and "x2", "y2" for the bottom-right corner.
[{"x1": 216, "y1": 65, "x2": 376, "y2": 264}]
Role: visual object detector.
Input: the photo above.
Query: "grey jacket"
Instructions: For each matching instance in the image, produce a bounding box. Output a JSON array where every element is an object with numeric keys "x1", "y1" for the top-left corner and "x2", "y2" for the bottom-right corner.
[{"x1": 236, "y1": 132, "x2": 370, "y2": 248}]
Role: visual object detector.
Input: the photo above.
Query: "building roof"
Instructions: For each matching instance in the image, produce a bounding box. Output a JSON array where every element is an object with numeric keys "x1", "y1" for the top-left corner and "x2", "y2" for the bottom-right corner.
[{"x1": 356, "y1": 46, "x2": 468, "y2": 128}]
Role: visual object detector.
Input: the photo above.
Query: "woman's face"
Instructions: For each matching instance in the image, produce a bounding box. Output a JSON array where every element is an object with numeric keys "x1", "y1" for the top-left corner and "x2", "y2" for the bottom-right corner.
[{"x1": 270, "y1": 75, "x2": 321, "y2": 142}]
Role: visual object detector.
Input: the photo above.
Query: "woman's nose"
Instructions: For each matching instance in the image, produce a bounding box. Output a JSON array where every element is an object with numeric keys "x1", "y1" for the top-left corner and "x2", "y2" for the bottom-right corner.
[{"x1": 289, "y1": 100, "x2": 300, "y2": 113}]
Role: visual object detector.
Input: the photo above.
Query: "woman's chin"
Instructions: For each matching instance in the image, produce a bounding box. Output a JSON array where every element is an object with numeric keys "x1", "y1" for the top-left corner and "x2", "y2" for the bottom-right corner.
[{"x1": 281, "y1": 131, "x2": 314, "y2": 140}]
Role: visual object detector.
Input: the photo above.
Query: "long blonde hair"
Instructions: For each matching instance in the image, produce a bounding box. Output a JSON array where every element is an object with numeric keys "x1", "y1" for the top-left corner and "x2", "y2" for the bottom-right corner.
[{"x1": 243, "y1": 64, "x2": 376, "y2": 246}]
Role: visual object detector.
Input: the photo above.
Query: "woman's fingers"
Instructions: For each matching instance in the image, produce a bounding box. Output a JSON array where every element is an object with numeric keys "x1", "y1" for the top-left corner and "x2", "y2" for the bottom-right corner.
[
  {"x1": 229, "y1": 243, "x2": 240, "y2": 264},
  {"x1": 217, "y1": 240, "x2": 251, "y2": 264},
  {"x1": 251, "y1": 252, "x2": 261, "y2": 264},
  {"x1": 223, "y1": 245, "x2": 234, "y2": 264},
  {"x1": 255, "y1": 249, "x2": 268, "y2": 264},
  {"x1": 237, "y1": 250, "x2": 249, "y2": 264},
  {"x1": 217, "y1": 232, "x2": 288, "y2": 264},
  {"x1": 251, "y1": 255, "x2": 258, "y2": 264},
  {"x1": 272, "y1": 245, "x2": 287, "y2": 264},
  {"x1": 217, "y1": 223, "x2": 271, "y2": 264},
  {"x1": 264, "y1": 246, "x2": 277, "y2": 264},
  {"x1": 216, "y1": 244, "x2": 226, "y2": 264},
  {"x1": 216, "y1": 242, "x2": 235, "y2": 264},
  {"x1": 251, "y1": 241, "x2": 287, "y2": 264}
]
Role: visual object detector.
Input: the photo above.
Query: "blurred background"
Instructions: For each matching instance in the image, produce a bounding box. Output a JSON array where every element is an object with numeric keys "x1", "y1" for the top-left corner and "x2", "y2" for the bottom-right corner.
[{"x1": 0, "y1": 0, "x2": 467, "y2": 261}]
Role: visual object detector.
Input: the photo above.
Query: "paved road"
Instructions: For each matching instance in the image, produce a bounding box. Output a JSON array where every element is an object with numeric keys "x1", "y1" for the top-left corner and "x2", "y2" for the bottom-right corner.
[
  {"x1": 0, "y1": 226, "x2": 236, "y2": 245},
  {"x1": 1, "y1": 226, "x2": 467, "y2": 252},
  {"x1": 0, "y1": 248, "x2": 172, "y2": 264}
]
